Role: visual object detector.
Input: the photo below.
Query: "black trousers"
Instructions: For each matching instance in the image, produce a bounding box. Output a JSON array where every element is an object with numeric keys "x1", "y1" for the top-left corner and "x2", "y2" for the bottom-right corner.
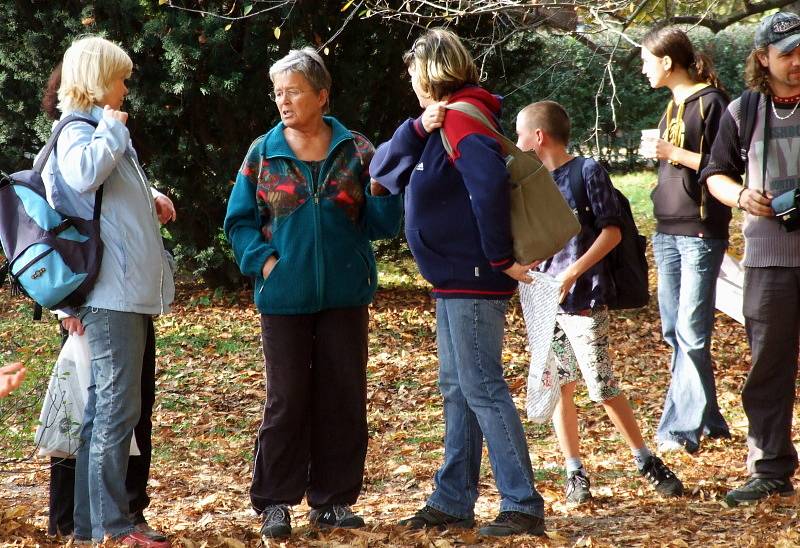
[
  {"x1": 48, "y1": 319, "x2": 156, "y2": 536},
  {"x1": 250, "y1": 306, "x2": 369, "y2": 513},
  {"x1": 742, "y1": 267, "x2": 800, "y2": 479}
]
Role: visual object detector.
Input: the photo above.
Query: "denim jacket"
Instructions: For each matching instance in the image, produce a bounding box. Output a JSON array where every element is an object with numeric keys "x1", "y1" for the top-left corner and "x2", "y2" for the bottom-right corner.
[{"x1": 40, "y1": 106, "x2": 175, "y2": 315}]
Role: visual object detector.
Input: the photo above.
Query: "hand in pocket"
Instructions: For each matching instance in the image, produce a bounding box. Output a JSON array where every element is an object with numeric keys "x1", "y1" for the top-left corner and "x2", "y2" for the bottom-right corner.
[{"x1": 262, "y1": 255, "x2": 278, "y2": 280}]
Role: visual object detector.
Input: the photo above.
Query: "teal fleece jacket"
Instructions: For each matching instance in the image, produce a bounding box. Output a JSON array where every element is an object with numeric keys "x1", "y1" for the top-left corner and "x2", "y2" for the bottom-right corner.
[{"x1": 224, "y1": 116, "x2": 402, "y2": 314}]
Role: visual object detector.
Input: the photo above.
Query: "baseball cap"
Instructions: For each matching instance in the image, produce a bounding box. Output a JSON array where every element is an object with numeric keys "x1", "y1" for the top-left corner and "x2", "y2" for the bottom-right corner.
[{"x1": 755, "y1": 12, "x2": 800, "y2": 52}]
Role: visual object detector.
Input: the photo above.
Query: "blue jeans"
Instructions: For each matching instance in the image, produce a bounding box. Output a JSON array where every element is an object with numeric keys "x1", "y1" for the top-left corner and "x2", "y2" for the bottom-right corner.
[
  {"x1": 653, "y1": 233, "x2": 729, "y2": 449},
  {"x1": 73, "y1": 308, "x2": 148, "y2": 541},
  {"x1": 427, "y1": 298, "x2": 544, "y2": 519}
]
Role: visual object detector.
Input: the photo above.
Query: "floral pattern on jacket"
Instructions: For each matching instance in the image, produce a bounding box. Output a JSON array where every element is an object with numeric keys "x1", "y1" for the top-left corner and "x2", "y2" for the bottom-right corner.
[{"x1": 240, "y1": 131, "x2": 372, "y2": 242}]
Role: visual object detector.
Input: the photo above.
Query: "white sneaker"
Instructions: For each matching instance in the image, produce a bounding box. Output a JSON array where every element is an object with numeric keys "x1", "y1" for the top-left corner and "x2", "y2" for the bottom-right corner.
[{"x1": 657, "y1": 439, "x2": 685, "y2": 453}]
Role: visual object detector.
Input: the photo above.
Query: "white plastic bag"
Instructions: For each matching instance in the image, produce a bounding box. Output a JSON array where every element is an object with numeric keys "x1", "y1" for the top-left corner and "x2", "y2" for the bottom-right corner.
[
  {"x1": 35, "y1": 334, "x2": 139, "y2": 457},
  {"x1": 518, "y1": 271, "x2": 563, "y2": 423},
  {"x1": 35, "y1": 334, "x2": 89, "y2": 457},
  {"x1": 525, "y1": 349, "x2": 562, "y2": 423}
]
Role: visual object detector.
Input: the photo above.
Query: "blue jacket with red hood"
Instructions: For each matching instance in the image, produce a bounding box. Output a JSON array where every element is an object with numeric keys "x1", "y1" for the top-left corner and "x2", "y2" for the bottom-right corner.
[{"x1": 370, "y1": 86, "x2": 517, "y2": 299}]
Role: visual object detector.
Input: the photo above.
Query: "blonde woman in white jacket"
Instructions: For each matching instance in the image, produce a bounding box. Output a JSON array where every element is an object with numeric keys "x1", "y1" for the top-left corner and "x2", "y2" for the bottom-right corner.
[{"x1": 40, "y1": 36, "x2": 174, "y2": 547}]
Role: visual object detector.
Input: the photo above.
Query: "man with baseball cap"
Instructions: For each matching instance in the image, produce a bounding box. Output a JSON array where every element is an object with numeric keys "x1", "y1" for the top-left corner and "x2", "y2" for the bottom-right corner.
[{"x1": 701, "y1": 11, "x2": 800, "y2": 506}]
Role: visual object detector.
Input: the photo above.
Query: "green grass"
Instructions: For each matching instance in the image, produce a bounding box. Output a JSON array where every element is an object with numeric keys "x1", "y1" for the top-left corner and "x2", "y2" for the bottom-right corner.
[
  {"x1": 377, "y1": 257, "x2": 423, "y2": 289},
  {"x1": 611, "y1": 170, "x2": 658, "y2": 236},
  {"x1": 0, "y1": 311, "x2": 61, "y2": 460}
]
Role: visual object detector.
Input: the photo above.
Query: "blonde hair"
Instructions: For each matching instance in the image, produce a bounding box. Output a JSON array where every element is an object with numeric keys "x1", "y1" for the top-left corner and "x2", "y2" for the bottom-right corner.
[
  {"x1": 744, "y1": 46, "x2": 771, "y2": 95},
  {"x1": 518, "y1": 101, "x2": 571, "y2": 145},
  {"x1": 58, "y1": 36, "x2": 132, "y2": 113},
  {"x1": 403, "y1": 28, "x2": 479, "y2": 101}
]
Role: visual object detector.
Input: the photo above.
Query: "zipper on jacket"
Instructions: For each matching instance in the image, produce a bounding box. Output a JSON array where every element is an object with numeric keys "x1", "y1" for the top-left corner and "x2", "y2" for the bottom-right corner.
[
  {"x1": 273, "y1": 135, "x2": 351, "y2": 309},
  {"x1": 130, "y1": 156, "x2": 166, "y2": 315},
  {"x1": 280, "y1": 157, "x2": 324, "y2": 310},
  {"x1": 312, "y1": 185, "x2": 323, "y2": 309},
  {"x1": 314, "y1": 135, "x2": 350, "y2": 306}
]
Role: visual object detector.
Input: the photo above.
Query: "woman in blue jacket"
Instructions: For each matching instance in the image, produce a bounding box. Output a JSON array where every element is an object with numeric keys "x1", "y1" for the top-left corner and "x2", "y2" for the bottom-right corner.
[
  {"x1": 42, "y1": 36, "x2": 175, "y2": 546},
  {"x1": 224, "y1": 47, "x2": 401, "y2": 541},
  {"x1": 370, "y1": 29, "x2": 545, "y2": 537}
]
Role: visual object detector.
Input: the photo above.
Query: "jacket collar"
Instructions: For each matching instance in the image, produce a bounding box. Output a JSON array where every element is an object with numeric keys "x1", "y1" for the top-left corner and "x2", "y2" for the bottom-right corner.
[
  {"x1": 60, "y1": 105, "x2": 104, "y2": 122},
  {"x1": 264, "y1": 115, "x2": 353, "y2": 159}
]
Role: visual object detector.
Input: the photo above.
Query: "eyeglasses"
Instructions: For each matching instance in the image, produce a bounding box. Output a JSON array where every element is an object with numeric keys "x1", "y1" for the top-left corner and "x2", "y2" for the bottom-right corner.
[{"x1": 269, "y1": 88, "x2": 308, "y2": 102}]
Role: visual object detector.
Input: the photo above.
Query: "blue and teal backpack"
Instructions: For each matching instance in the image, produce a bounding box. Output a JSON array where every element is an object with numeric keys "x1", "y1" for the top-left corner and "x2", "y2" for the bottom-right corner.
[{"x1": 0, "y1": 115, "x2": 103, "y2": 319}]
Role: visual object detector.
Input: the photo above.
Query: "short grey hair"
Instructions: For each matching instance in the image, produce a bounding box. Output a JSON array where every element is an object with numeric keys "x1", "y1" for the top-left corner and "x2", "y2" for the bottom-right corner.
[{"x1": 269, "y1": 47, "x2": 332, "y2": 112}]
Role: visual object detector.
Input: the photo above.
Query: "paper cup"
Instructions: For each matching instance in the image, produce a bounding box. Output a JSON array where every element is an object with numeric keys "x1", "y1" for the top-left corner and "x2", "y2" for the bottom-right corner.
[
  {"x1": 640, "y1": 128, "x2": 661, "y2": 141},
  {"x1": 639, "y1": 128, "x2": 660, "y2": 159}
]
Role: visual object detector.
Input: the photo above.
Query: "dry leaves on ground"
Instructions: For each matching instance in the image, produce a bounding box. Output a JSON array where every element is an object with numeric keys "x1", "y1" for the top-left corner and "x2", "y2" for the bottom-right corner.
[{"x1": 1, "y1": 270, "x2": 799, "y2": 546}]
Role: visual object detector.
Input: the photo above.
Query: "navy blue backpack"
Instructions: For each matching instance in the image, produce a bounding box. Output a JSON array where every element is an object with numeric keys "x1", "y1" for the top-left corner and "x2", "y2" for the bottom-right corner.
[
  {"x1": 567, "y1": 157, "x2": 650, "y2": 310},
  {"x1": 0, "y1": 115, "x2": 103, "y2": 319}
]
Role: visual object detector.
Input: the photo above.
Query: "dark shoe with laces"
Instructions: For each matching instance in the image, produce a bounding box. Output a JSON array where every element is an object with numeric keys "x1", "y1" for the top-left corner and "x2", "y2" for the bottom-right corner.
[
  {"x1": 260, "y1": 504, "x2": 291, "y2": 540},
  {"x1": 640, "y1": 455, "x2": 683, "y2": 497},
  {"x1": 398, "y1": 505, "x2": 474, "y2": 530},
  {"x1": 565, "y1": 469, "x2": 592, "y2": 504},
  {"x1": 309, "y1": 504, "x2": 365, "y2": 529},
  {"x1": 680, "y1": 438, "x2": 700, "y2": 454},
  {"x1": 478, "y1": 511, "x2": 545, "y2": 537},
  {"x1": 724, "y1": 477, "x2": 794, "y2": 507},
  {"x1": 705, "y1": 428, "x2": 731, "y2": 440}
]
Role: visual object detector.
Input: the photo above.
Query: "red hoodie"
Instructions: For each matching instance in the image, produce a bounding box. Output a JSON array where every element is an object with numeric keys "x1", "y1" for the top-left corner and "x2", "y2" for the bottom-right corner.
[{"x1": 441, "y1": 86, "x2": 503, "y2": 161}]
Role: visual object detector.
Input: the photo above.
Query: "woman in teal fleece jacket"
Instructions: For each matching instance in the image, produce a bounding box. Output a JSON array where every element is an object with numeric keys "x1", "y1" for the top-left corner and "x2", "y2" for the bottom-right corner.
[{"x1": 224, "y1": 48, "x2": 401, "y2": 540}]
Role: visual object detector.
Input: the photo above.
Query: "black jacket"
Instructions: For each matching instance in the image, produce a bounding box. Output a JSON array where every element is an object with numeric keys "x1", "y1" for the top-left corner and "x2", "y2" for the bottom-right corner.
[{"x1": 651, "y1": 86, "x2": 732, "y2": 239}]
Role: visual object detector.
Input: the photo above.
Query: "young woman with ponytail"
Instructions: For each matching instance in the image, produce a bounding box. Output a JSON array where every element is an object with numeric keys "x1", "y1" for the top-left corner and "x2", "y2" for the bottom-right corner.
[{"x1": 640, "y1": 27, "x2": 732, "y2": 455}]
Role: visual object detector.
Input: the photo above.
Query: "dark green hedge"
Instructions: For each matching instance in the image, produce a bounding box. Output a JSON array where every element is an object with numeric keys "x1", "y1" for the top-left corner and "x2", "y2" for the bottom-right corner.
[{"x1": 0, "y1": 3, "x2": 754, "y2": 286}]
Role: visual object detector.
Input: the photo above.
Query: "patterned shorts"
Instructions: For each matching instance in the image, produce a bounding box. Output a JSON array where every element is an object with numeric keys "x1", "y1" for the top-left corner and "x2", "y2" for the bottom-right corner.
[{"x1": 551, "y1": 307, "x2": 621, "y2": 402}]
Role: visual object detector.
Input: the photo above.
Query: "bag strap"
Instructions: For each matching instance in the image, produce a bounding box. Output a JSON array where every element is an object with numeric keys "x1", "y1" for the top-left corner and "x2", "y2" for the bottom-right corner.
[
  {"x1": 566, "y1": 156, "x2": 592, "y2": 225},
  {"x1": 761, "y1": 96, "x2": 771, "y2": 194},
  {"x1": 738, "y1": 90, "x2": 761, "y2": 181},
  {"x1": 439, "y1": 101, "x2": 501, "y2": 159},
  {"x1": 33, "y1": 114, "x2": 98, "y2": 173},
  {"x1": 32, "y1": 114, "x2": 104, "y2": 220}
]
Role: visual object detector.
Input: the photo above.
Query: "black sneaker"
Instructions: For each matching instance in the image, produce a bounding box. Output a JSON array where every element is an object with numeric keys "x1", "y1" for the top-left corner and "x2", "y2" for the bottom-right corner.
[
  {"x1": 640, "y1": 456, "x2": 684, "y2": 497},
  {"x1": 260, "y1": 504, "x2": 291, "y2": 540},
  {"x1": 478, "y1": 511, "x2": 545, "y2": 537},
  {"x1": 724, "y1": 477, "x2": 794, "y2": 507},
  {"x1": 398, "y1": 505, "x2": 474, "y2": 530},
  {"x1": 308, "y1": 504, "x2": 365, "y2": 529},
  {"x1": 565, "y1": 470, "x2": 592, "y2": 504},
  {"x1": 704, "y1": 428, "x2": 731, "y2": 440}
]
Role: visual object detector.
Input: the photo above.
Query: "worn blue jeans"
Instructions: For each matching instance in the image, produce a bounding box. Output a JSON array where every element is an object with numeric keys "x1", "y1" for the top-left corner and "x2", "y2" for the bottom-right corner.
[
  {"x1": 427, "y1": 298, "x2": 544, "y2": 519},
  {"x1": 653, "y1": 233, "x2": 729, "y2": 449},
  {"x1": 73, "y1": 308, "x2": 148, "y2": 541}
]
